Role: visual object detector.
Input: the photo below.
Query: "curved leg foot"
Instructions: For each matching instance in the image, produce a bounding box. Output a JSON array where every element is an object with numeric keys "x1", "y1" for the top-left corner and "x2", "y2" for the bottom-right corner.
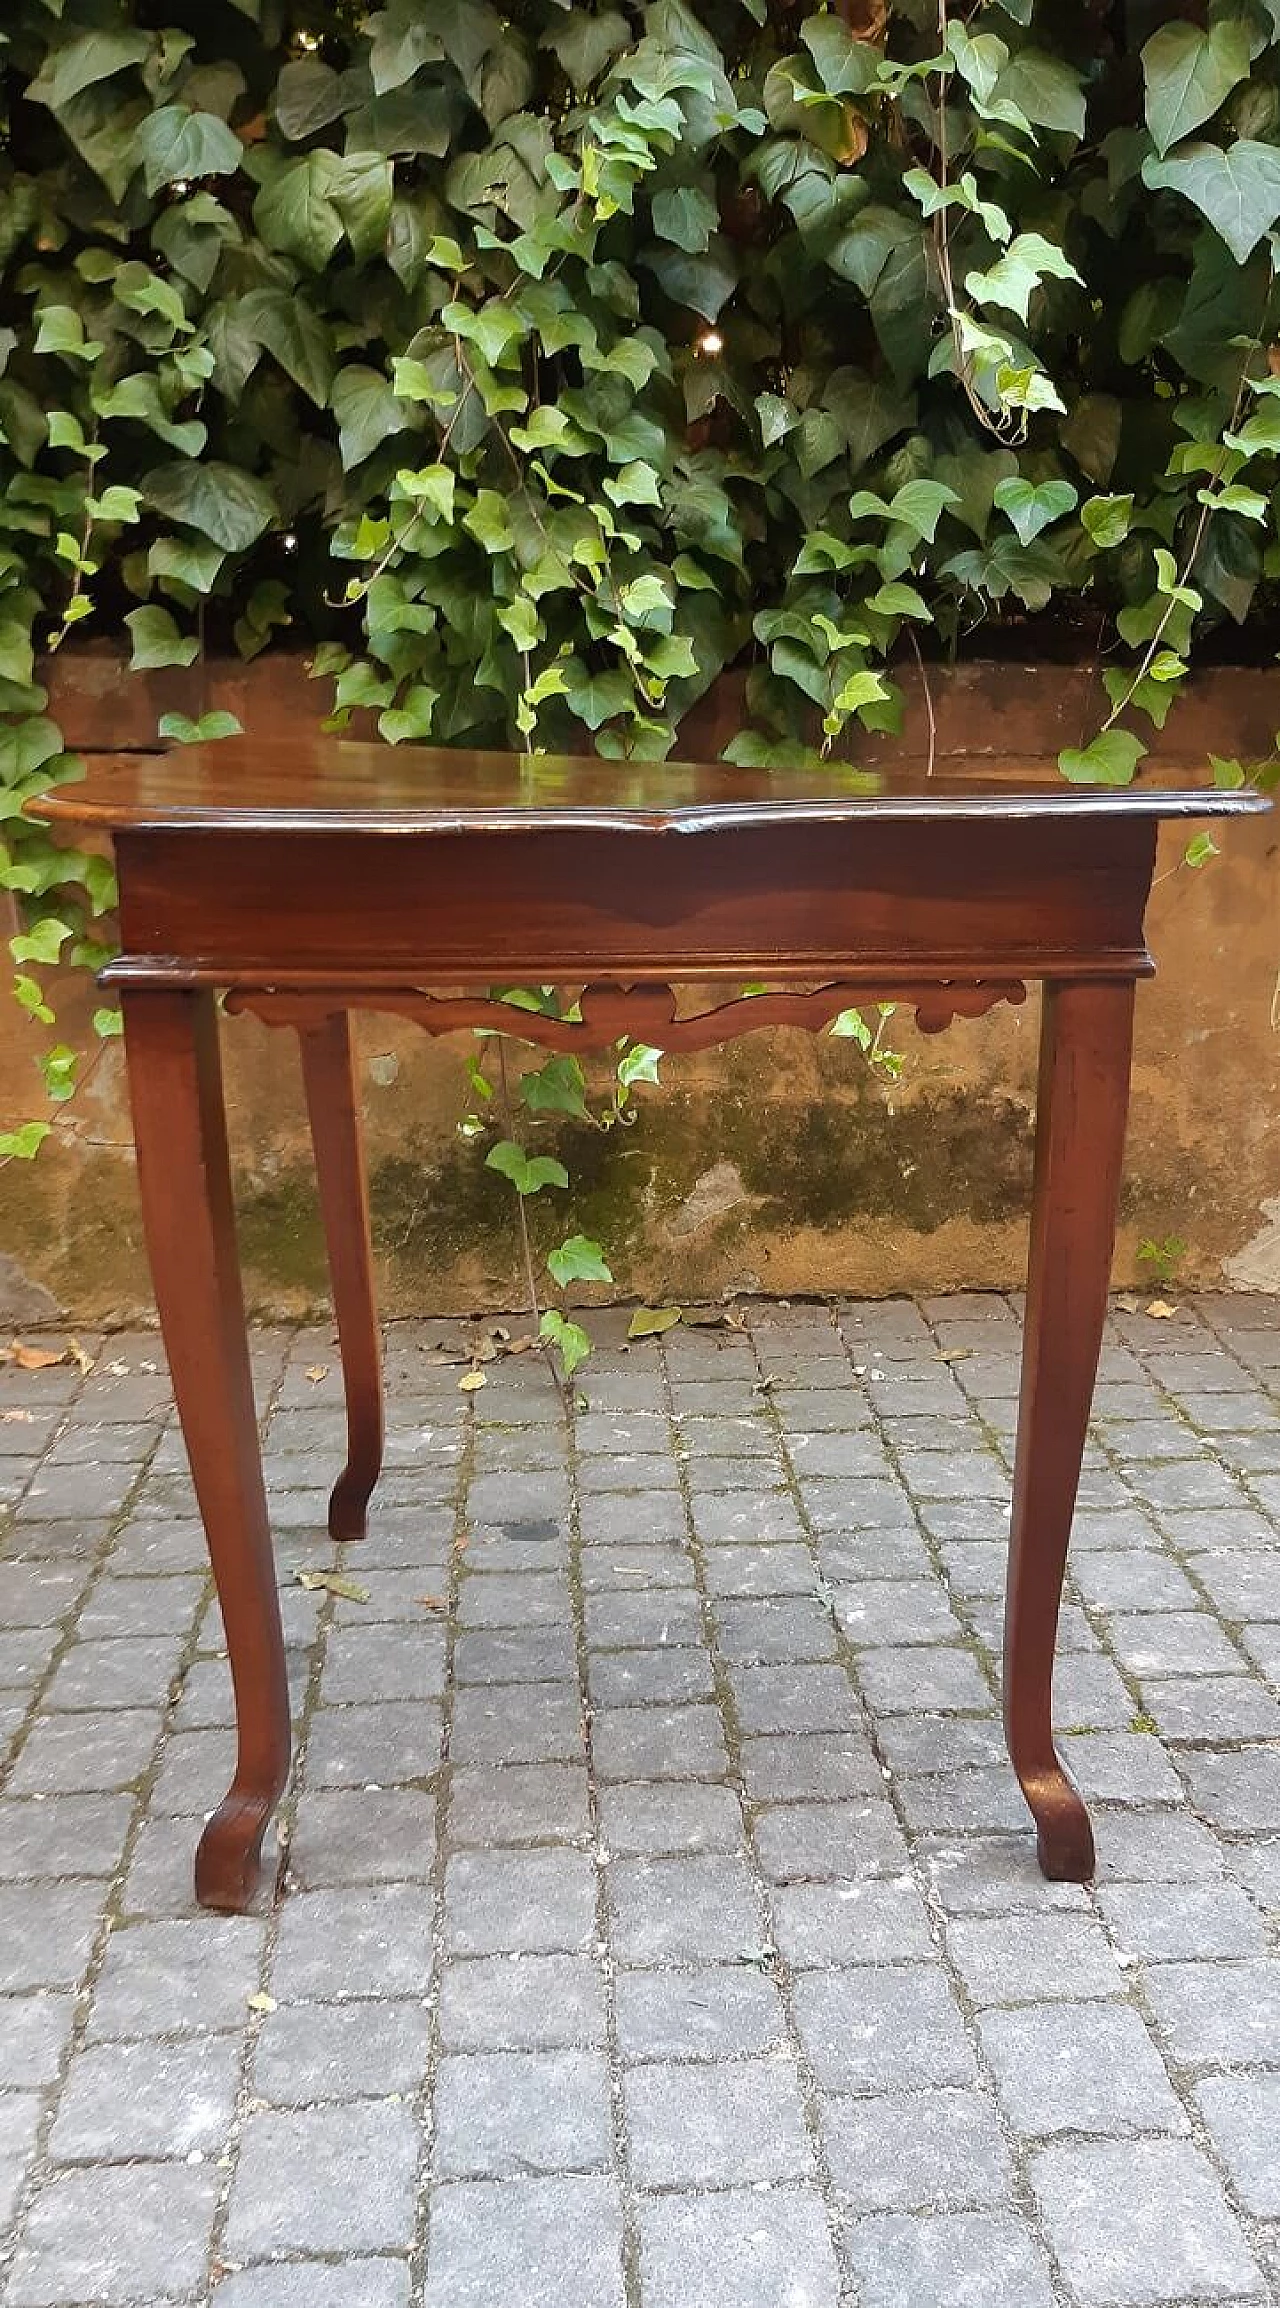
[
  {"x1": 1005, "y1": 980, "x2": 1135, "y2": 1888},
  {"x1": 196, "y1": 1785, "x2": 285, "y2": 1913},
  {"x1": 1034, "y1": 1772, "x2": 1096, "y2": 1884},
  {"x1": 300, "y1": 1013, "x2": 384, "y2": 1544}
]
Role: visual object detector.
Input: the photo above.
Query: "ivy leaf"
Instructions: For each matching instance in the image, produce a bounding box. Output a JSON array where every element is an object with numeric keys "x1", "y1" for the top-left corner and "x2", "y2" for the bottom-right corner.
[
  {"x1": 544, "y1": 8, "x2": 629, "y2": 92},
  {"x1": 240, "y1": 288, "x2": 335, "y2": 407},
  {"x1": 274, "y1": 56, "x2": 346, "y2": 140},
  {"x1": 562, "y1": 661, "x2": 634, "y2": 730},
  {"x1": 547, "y1": 1234, "x2": 614, "y2": 1288},
  {"x1": 801, "y1": 15, "x2": 879, "y2": 96},
  {"x1": 628, "y1": 1305, "x2": 681, "y2": 1338},
  {"x1": 158, "y1": 711, "x2": 244, "y2": 744},
  {"x1": 378, "y1": 684, "x2": 440, "y2": 744},
  {"x1": 28, "y1": 29, "x2": 151, "y2": 113},
  {"x1": 1143, "y1": 140, "x2": 1280, "y2": 263},
  {"x1": 539, "y1": 1308, "x2": 592, "y2": 1377},
  {"x1": 522, "y1": 1054, "x2": 589, "y2": 1118},
  {"x1": 331, "y1": 365, "x2": 406, "y2": 469},
  {"x1": 993, "y1": 477, "x2": 1078, "y2": 545},
  {"x1": 253, "y1": 153, "x2": 344, "y2": 270},
  {"x1": 137, "y1": 107, "x2": 242, "y2": 195},
  {"x1": 1141, "y1": 20, "x2": 1250, "y2": 159},
  {"x1": 1059, "y1": 730, "x2": 1148, "y2": 786},
  {"x1": 1081, "y1": 493, "x2": 1134, "y2": 548},
  {"x1": 485, "y1": 1141, "x2": 570, "y2": 1195},
  {"x1": 125, "y1": 606, "x2": 199, "y2": 670},
  {"x1": 965, "y1": 233, "x2": 1082, "y2": 324},
  {"x1": 0, "y1": 1123, "x2": 51, "y2": 1160},
  {"x1": 992, "y1": 49, "x2": 1087, "y2": 139},
  {"x1": 651, "y1": 184, "x2": 718, "y2": 253},
  {"x1": 141, "y1": 461, "x2": 276, "y2": 553}
]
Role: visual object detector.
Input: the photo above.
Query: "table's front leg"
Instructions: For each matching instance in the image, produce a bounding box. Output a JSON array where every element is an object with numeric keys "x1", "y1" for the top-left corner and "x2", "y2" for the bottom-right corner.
[
  {"x1": 121, "y1": 987, "x2": 291, "y2": 1912},
  {"x1": 1005, "y1": 977, "x2": 1136, "y2": 1882},
  {"x1": 298, "y1": 1012, "x2": 384, "y2": 1541}
]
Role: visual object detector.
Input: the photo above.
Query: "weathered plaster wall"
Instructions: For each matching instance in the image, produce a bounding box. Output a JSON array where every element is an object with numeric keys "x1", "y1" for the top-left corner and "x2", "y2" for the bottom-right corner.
[{"x1": 1, "y1": 659, "x2": 1277, "y2": 1321}]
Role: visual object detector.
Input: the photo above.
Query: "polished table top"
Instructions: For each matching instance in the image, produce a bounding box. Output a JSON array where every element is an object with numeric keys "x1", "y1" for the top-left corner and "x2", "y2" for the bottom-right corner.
[{"x1": 31, "y1": 741, "x2": 1268, "y2": 837}]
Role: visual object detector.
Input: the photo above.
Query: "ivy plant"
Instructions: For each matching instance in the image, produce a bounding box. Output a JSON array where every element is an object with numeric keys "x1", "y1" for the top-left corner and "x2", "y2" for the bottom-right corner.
[{"x1": 4, "y1": 0, "x2": 1280, "y2": 1348}]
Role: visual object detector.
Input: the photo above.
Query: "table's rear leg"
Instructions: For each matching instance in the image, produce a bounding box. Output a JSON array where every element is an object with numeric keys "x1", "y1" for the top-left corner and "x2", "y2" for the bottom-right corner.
[
  {"x1": 121, "y1": 987, "x2": 290, "y2": 1912},
  {"x1": 1005, "y1": 977, "x2": 1136, "y2": 1882},
  {"x1": 299, "y1": 1011, "x2": 384, "y2": 1541}
]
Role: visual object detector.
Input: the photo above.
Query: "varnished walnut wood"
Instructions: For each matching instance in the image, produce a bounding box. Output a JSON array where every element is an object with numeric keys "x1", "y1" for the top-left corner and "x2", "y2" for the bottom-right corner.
[
  {"x1": 299, "y1": 1013, "x2": 384, "y2": 1542},
  {"x1": 30, "y1": 745, "x2": 1267, "y2": 1911},
  {"x1": 226, "y1": 978, "x2": 1030, "y2": 1050}
]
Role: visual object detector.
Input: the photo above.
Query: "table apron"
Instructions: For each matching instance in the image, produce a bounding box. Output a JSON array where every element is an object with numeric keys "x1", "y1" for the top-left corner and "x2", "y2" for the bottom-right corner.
[{"x1": 114, "y1": 818, "x2": 1158, "y2": 981}]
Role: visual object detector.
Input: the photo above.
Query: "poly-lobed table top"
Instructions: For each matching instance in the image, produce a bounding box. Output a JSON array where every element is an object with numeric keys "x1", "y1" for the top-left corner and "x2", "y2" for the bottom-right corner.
[{"x1": 29, "y1": 740, "x2": 1269, "y2": 839}]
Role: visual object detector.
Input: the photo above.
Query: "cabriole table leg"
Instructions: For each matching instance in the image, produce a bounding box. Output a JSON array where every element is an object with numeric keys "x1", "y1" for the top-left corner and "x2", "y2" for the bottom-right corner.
[
  {"x1": 121, "y1": 986, "x2": 291, "y2": 1912},
  {"x1": 1004, "y1": 977, "x2": 1137, "y2": 1882},
  {"x1": 299, "y1": 1010, "x2": 384, "y2": 1542}
]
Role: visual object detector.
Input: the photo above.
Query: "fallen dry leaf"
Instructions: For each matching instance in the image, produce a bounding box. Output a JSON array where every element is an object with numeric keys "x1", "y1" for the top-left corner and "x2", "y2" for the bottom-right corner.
[
  {"x1": 1, "y1": 1408, "x2": 34, "y2": 1424},
  {"x1": 1145, "y1": 1299, "x2": 1178, "y2": 1320},
  {"x1": 295, "y1": 1569, "x2": 370, "y2": 1603},
  {"x1": 246, "y1": 1991, "x2": 277, "y2": 2014},
  {"x1": 418, "y1": 1593, "x2": 447, "y2": 1611},
  {"x1": 67, "y1": 1337, "x2": 94, "y2": 1376},
  {"x1": 459, "y1": 1368, "x2": 487, "y2": 1392},
  {"x1": 1116, "y1": 1293, "x2": 1141, "y2": 1314},
  {"x1": 304, "y1": 1364, "x2": 330, "y2": 1385},
  {"x1": 2, "y1": 1340, "x2": 68, "y2": 1371},
  {"x1": 628, "y1": 1306, "x2": 682, "y2": 1339},
  {"x1": 106, "y1": 1359, "x2": 129, "y2": 1377},
  {"x1": 939, "y1": 1348, "x2": 973, "y2": 1364}
]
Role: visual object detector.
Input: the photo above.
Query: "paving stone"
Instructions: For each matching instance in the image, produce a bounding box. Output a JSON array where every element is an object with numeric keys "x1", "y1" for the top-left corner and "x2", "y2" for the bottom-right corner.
[
  {"x1": 448, "y1": 1763, "x2": 591, "y2": 1847},
  {"x1": 0, "y1": 1885, "x2": 103, "y2": 1991},
  {"x1": 8, "y1": 2163, "x2": 219, "y2": 2304},
  {"x1": 584, "y1": 1588, "x2": 703, "y2": 1649},
  {"x1": 614, "y1": 1966, "x2": 786, "y2": 2062},
  {"x1": 439, "y1": 1955, "x2": 606, "y2": 2051},
  {"x1": 597, "y1": 1780, "x2": 744, "y2": 1856},
  {"x1": 637, "y1": 2187, "x2": 840, "y2": 2308},
  {"x1": 769, "y1": 1878, "x2": 933, "y2": 1967},
  {"x1": 1141, "y1": 1959, "x2": 1280, "y2": 2067},
  {"x1": 712, "y1": 1595, "x2": 839, "y2": 1664},
  {"x1": 1107, "y1": 1612, "x2": 1245, "y2": 1678},
  {"x1": 822, "y1": 2088, "x2": 1012, "y2": 2211},
  {"x1": 272, "y1": 1883, "x2": 434, "y2": 2000},
  {"x1": 609, "y1": 1854, "x2": 762, "y2": 1964},
  {"x1": 0, "y1": 1792, "x2": 134, "y2": 1881},
  {"x1": 225, "y1": 2100, "x2": 418, "y2": 2257},
  {"x1": 88, "y1": 1914, "x2": 264, "y2": 2039},
  {"x1": 43, "y1": 1631, "x2": 188, "y2": 1712},
  {"x1": 844, "y1": 2211, "x2": 1056, "y2": 2308},
  {"x1": 700, "y1": 1542, "x2": 819, "y2": 1597},
  {"x1": 624, "y1": 2056, "x2": 813, "y2": 2186},
  {"x1": 1061, "y1": 1731, "x2": 1187, "y2": 1805},
  {"x1": 435, "y1": 2049, "x2": 611, "y2": 2176},
  {"x1": 1030, "y1": 2137, "x2": 1262, "y2": 2303},
  {"x1": 49, "y1": 2032, "x2": 241, "y2": 2160},
  {"x1": 1099, "y1": 1881, "x2": 1267, "y2": 1962},
  {"x1": 980, "y1": 2000, "x2": 1185, "y2": 2139},
  {"x1": 729, "y1": 1664, "x2": 860, "y2": 1735},
  {"x1": 214, "y1": 2265, "x2": 411, "y2": 2308},
  {"x1": 1141, "y1": 1675, "x2": 1280, "y2": 1742},
  {"x1": 857, "y1": 1644, "x2": 994, "y2": 1714},
  {"x1": 305, "y1": 1698, "x2": 443, "y2": 1787},
  {"x1": 444, "y1": 1849, "x2": 597, "y2": 1955},
  {"x1": 1175, "y1": 1745, "x2": 1280, "y2": 1829},
  {"x1": 592, "y1": 1703, "x2": 727, "y2": 1782},
  {"x1": 289, "y1": 1788, "x2": 438, "y2": 1888},
  {"x1": 322, "y1": 1624, "x2": 446, "y2": 1703},
  {"x1": 0, "y1": 1993, "x2": 74, "y2": 2087},
  {"x1": 588, "y1": 1647, "x2": 715, "y2": 1707},
  {"x1": 1194, "y1": 2072, "x2": 1280, "y2": 2217},
  {"x1": 752, "y1": 1796, "x2": 909, "y2": 1883},
  {"x1": 254, "y1": 1997, "x2": 431, "y2": 2104},
  {"x1": 946, "y1": 1913, "x2": 1125, "y2": 2005},
  {"x1": 450, "y1": 1682, "x2": 585, "y2": 1768},
  {"x1": 739, "y1": 1732, "x2": 880, "y2": 1802},
  {"x1": 793, "y1": 1966, "x2": 976, "y2": 2093},
  {"x1": 422, "y1": 2176, "x2": 625, "y2": 2308},
  {"x1": 923, "y1": 1837, "x2": 1090, "y2": 1915}
]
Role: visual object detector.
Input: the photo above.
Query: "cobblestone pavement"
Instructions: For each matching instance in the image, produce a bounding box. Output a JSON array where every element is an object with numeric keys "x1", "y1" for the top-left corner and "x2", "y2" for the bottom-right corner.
[{"x1": 2, "y1": 1293, "x2": 1280, "y2": 2307}]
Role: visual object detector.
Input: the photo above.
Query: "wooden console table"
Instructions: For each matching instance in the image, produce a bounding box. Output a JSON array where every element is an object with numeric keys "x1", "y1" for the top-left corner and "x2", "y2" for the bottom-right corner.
[{"x1": 33, "y1": 743, "x2": 1264, "y2": 1911}]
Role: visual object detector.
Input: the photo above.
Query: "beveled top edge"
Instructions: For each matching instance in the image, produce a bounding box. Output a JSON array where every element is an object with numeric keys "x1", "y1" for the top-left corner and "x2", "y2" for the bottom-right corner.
[{"x1": 27, "y1": 740, "x2": 1270, "y2": 835}]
